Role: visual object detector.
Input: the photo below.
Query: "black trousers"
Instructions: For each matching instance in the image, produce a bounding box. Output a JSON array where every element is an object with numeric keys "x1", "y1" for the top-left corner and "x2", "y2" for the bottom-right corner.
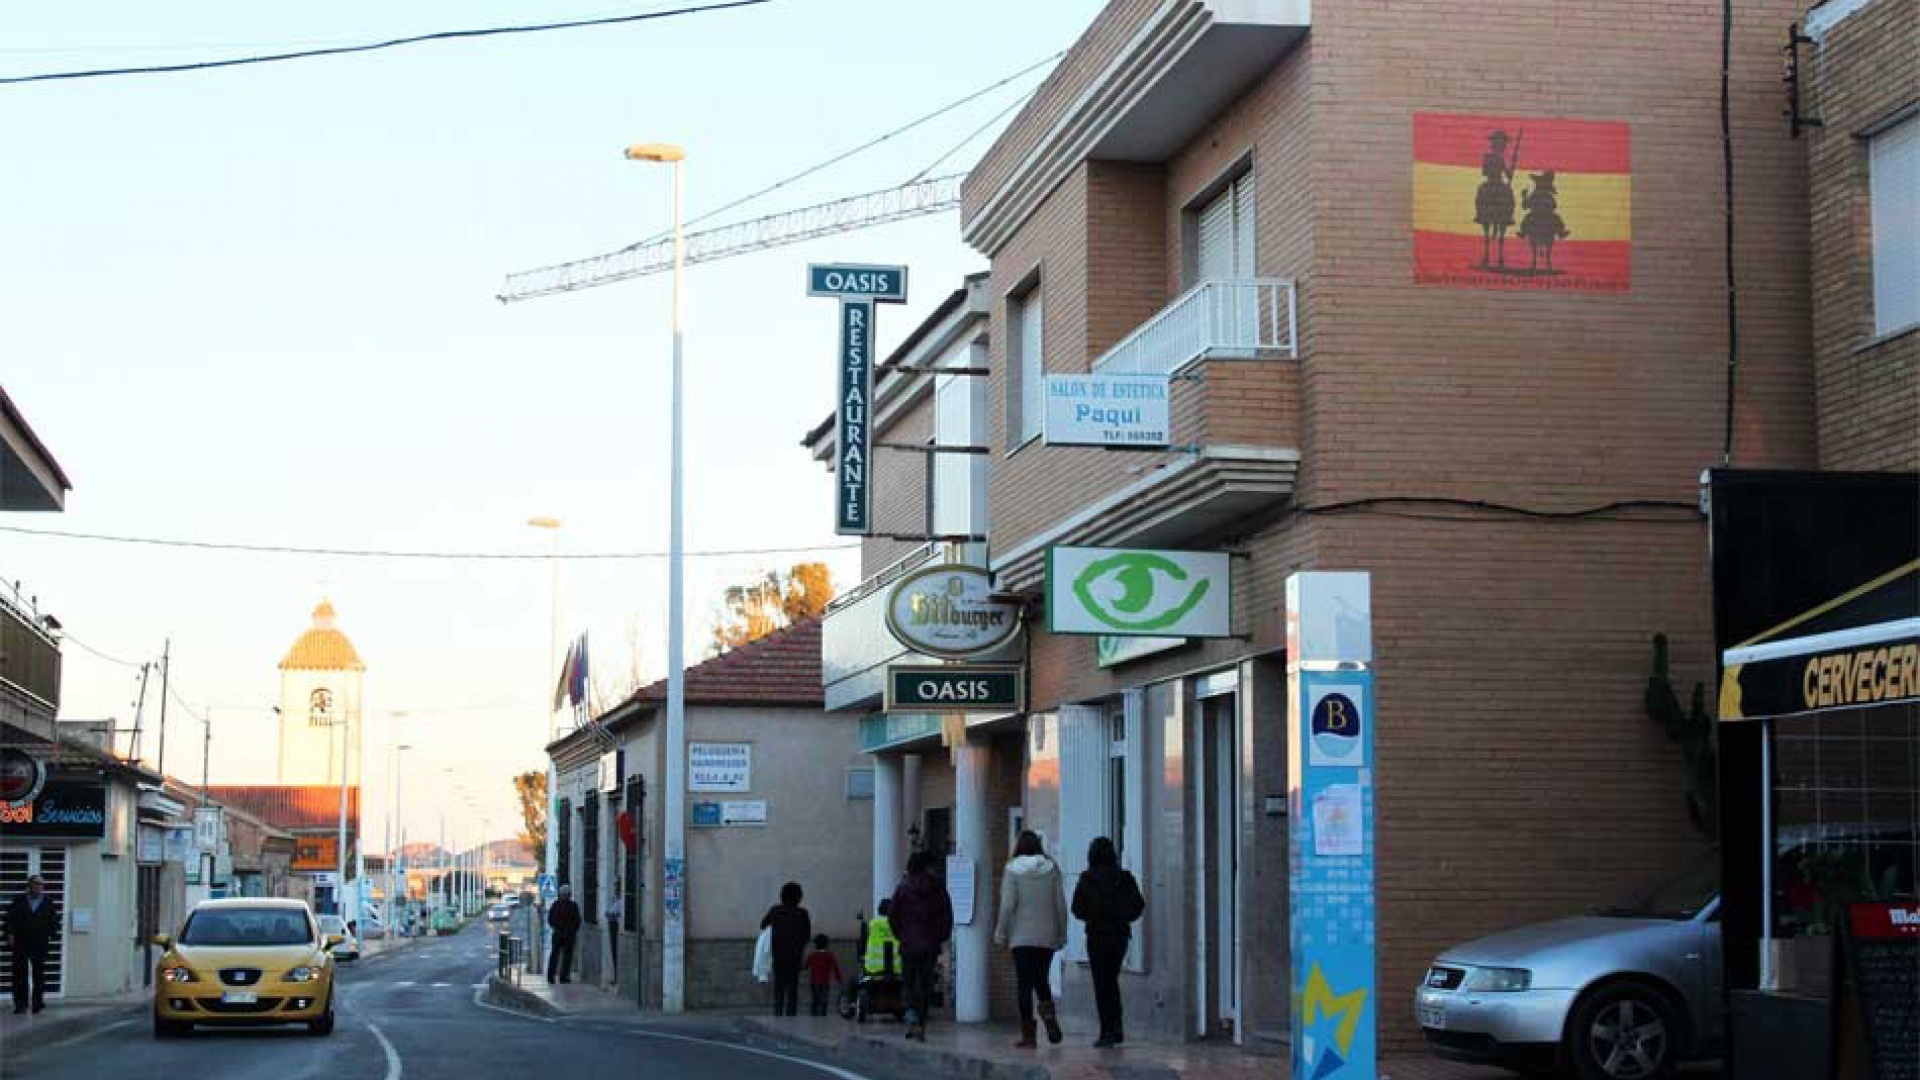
[
  {"x1": 547, "y1": 936, "x2": 575, "y2": 983},
  {"x1": 605, "y1": 918, "x2": 619, "y2": 979},
  {"x1": 1087, "y1": 936, "x2": 1128, "y2": 1038},
  {"x1": 10, "y1": 945, "x2": 47, "y2": 1009},
  {"x1": 901, "y1": 950, "x2": 937, "y2": 1027},
  {"x1": 771, "y1": 961, "x2": 801, "y2": 1016},
  {"x1": 809, "y1": 981, "x2": 832, "y2": 1015},
  {"x1": 1011, "y1": 946, "x2": 1055, "y2": 1023}
]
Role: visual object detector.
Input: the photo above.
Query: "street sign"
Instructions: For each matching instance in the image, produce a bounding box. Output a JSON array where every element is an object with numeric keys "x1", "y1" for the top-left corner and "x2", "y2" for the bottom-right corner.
[
  {"x1": 807, "y1": 263, "x2": 908, "y2": 302},
  {"x1": 1043, "y1": 374, "x2": 1171, "y2": 447},
  {"x1": 810, "y1": 262, "x2": 909, "y2": 535},
  {"x1": 688, "y1": 742, "x2": 751, "y2": 793},
  {"x1": 536, "y1": 873, "x2": 557, "y2": 901},
  {"x1": 885, "y1": 664, "x2": 1024, "y2": 712},
  {"x1": 1046, "y1": 546, "x2": 1233, "y2": 637}
]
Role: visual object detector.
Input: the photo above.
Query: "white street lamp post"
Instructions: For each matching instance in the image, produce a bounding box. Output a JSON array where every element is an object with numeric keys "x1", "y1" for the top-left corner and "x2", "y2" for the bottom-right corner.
[{"x1": 625, "y1": 140, "x2": 687, "y2": 1014}]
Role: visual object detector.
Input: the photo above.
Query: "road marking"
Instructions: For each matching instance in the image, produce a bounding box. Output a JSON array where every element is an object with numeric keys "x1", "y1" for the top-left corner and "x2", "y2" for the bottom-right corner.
[
  {"x1": 622, "y1": 1029, "x2": 877, "y2": 1080},
  {"x1": 366, "y1": 1018, "x2": 404, "y2": 1080},
  {"x1": 430, "y1": 983, "x2": 451, "y2": 988},
  {"x1": 12, "y1": 1016, "x2": 138, "y2": 1058},
  {"x1": 395, "y1": 980, "x2": 416, "y2": 987}
]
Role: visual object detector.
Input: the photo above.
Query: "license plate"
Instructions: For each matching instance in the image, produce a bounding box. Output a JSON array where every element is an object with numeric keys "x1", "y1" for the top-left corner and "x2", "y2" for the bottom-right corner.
[
  {"x1": 1419, "y1": 1003, "x2": 1446, "y2": 1029},
  {"x1": 221, "y1": 991, "x2": 259, "y2": 1005}
]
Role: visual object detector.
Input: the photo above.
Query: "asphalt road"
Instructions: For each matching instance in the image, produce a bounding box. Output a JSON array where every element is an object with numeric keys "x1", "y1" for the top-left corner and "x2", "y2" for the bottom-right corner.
[{"x1": 4, "y1": 921, "x2": 882, "y2": 1080}]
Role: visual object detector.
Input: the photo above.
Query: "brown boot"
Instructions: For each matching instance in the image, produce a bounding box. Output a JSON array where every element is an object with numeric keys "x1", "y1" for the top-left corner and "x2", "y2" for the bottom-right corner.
[
  {"x1": 1037, "y1": 1001, "x2": 1063, "y2": 1045},
  {"x1": 1014, "y1": 1018, "x2": 1038, "y2": 1048}
]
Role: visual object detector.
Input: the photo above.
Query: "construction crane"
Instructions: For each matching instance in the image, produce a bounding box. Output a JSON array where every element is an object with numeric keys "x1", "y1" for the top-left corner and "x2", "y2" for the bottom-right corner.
[{"x1": 497, "y1": 173, "x2": 964, "y2": 303}]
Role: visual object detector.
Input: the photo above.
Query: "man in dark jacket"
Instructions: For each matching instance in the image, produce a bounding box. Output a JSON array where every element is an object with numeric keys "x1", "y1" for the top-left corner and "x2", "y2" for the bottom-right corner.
[
  {"x1": 759, "y1": 881, "x2": 811, "y2": 1017},
  {"x1": 1071, "y1": 837, "x2": 1144, "y2": 1047},
  {"x1": 5, "y1": 876, "x2": 59, "y2": 1014},
  {"x1": 546, "y1": 884, "x2": 583, "y2": 984},
  {"x1": 887, "y1": 851, "x2": 953, "y2": 1040}
]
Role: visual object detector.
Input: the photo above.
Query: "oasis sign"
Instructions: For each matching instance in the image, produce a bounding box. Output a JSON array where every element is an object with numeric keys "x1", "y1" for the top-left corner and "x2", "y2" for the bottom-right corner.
[
  {"x1": 809, "y1": 262, "x2": 909, "y2": 535},
  {"x1": 1047, "y1": 546, "x2": 1232, "y2": 637},
  {"x1": 885, "y1": 664, "x2": 1023, "y2": 712},
  {"x1": 1043, "y1": 374, "x2": 1170, "y2": 448},
  {"x1": 886, "y1": 564, "x2": 1022, "y2": 659}
]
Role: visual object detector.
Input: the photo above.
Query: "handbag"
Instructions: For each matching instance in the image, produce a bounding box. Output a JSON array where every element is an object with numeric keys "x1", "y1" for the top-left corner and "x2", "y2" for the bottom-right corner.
[{"x1": 752, "y1": 926, "x2": 773, "y2": 983}]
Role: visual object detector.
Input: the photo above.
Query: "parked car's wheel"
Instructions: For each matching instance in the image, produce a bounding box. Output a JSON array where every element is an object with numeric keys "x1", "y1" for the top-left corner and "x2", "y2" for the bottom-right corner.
[
  {"x1": 153, "y1": 1011, "x2": 191, "y2": 1039},
  {"x1": 1565, "y1": 982, "x2": 1682, "y2": 1080}
]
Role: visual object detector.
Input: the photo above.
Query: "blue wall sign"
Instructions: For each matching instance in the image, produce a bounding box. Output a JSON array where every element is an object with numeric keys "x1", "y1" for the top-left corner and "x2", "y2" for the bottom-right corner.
[{"x1": 1291, "y1": 669, "x2": 1376, "y2": 1080}]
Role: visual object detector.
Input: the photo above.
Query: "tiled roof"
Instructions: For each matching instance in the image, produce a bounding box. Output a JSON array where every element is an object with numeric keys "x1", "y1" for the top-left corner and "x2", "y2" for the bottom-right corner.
[
  {"x1": 624, "y1": 618, "x2": 824, "y2": 711},
  {"x1": 204, "y1": 785, "x2": 358, "y2": 832},
  {"x1": 279, "y1": 599, "x2": 365, "y2": 671}
]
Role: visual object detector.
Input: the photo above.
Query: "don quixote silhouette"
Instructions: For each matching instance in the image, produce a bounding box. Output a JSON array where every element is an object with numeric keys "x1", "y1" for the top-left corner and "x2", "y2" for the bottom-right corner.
[{"x1": 1473, "y1": 129, "x2": 1571, "y2": 276}]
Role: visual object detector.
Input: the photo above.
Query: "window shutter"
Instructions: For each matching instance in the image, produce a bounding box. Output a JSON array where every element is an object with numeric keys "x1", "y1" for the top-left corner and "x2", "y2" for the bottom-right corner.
[
  {"x1": 1196, "y1": 187, "x2": 1236, "y2": 282},
  {"x1": 1057, "y1": 703, "x2": 1107, "y2": 964},
  {"x1": 1231, "y1": 172, "x2": 1255, "y2": 278},
  {"x1": 1871, "y1": 116, "x2": 1918, "y2": 336},
  {"x1": 1019, "y1": 292, "x2": 1045, "y2": 442}
]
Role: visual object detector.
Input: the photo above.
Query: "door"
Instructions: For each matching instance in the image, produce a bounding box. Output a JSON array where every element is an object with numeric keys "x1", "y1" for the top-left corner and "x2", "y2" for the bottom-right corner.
[
  {"x1": 0, "y1": 846, "x2": 68, "y2": 1000},
  {"x1": 1196, "y1": 689, "x2": 1240, "y2": 1038}
]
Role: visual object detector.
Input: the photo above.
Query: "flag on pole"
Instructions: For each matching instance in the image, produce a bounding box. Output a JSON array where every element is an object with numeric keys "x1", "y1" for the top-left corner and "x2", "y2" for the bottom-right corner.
[
  {"x1": 552, "y1": 636, "x2": 577, "y2": 712},
  {"x1": 569, "y1": 632, "x2": 590, "y2": 710}
]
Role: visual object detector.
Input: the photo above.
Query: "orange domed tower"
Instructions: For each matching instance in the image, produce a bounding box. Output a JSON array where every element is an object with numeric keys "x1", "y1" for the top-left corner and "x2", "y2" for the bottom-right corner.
[{"x1": 275, "y1": 600, "x2": 366, "y2": 785}]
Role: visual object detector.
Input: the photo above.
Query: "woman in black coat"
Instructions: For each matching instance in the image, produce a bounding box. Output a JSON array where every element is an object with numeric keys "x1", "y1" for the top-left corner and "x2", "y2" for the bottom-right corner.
[
  {"x1": 760, "y1": 881, "x2": 811, "y2": 1017},
  {"x1": 1070, "y1": 837, "x2": 1144, "y2": 1048}
]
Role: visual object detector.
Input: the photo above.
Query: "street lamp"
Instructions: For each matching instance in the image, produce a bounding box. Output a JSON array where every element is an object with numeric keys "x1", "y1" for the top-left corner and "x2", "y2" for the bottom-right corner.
[
  {"x1": 626, "y1": 139, "x2": 687, "y2": 1014},
  {"x1": 389, "y1": 736, "x2": 412, "y2": 936},
  {"x1": 528, "y1": 514, "x2": 562, "y2": 972}
]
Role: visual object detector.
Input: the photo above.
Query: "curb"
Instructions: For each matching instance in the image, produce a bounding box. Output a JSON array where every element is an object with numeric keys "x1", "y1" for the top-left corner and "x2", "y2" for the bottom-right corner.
[
  {"x1": 0, "y1": 1000, "x2": 147, "y2": 1058},
  {"x1": 734, "y1": 1017, "x2": 1047, "y2": 1080},
  {"x1": 483, "y1": 974, "x2": 561, "y2": 1018}
]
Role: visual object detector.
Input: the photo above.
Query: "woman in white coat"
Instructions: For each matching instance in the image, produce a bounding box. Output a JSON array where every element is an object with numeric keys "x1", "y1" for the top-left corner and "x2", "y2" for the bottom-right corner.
[{"x1": 993, "y1": 830, "x2": 1068, "y2": 1047}]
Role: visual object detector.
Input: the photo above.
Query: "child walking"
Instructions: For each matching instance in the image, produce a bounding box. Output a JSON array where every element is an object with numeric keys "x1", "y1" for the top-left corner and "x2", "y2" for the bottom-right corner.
[{"x1": 804, "y1": 934, "x2": 843, "y2": 1016}]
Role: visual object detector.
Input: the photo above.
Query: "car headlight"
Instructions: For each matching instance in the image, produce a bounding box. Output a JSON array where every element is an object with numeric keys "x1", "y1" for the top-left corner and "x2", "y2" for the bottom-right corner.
[
  {"x1": 1463, "y1": 966, "x2": 1532, "y2": 992},
  {"x1": 160, "y1": 965, "x2": 198, "y2": 983},
  {"x1": 284, "y1": 966, "x2": 322, "y2": 983}
]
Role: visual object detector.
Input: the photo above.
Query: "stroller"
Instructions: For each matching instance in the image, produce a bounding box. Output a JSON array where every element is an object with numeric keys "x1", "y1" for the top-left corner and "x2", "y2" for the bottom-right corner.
[{"x1": 841, "y1": 912, "x2": 906, "y2": 1023}]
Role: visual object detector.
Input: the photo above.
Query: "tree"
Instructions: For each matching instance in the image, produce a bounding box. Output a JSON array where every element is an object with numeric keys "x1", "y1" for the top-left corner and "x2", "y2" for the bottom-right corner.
[
  {"x1": 709, "y1": 562, "x2": 834, "y2": 654},
  {"x1": 511, "y1": 770, "x2": 548, "y2": 868}
]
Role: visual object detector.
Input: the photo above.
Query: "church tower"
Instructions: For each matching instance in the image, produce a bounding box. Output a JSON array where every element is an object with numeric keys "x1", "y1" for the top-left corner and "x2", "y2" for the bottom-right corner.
[{"x1": 276, "y1": 600, "x2": 365, "y2": 786}]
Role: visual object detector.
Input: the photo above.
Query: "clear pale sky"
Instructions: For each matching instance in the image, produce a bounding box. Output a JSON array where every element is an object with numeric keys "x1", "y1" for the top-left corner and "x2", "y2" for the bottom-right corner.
[{"x1": 2, "y1": 0, "x2": 1103, "y2": 852}]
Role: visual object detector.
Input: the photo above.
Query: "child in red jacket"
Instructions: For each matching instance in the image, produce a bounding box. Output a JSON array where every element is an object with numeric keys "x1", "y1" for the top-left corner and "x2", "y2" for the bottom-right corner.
[{"x1": 804, "y1": 934, "x2": 842, "y2": 1016}]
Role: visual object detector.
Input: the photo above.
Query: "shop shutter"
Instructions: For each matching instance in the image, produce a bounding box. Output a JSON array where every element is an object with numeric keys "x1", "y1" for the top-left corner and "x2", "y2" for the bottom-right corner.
[
  {"x1": 1057, "y1": 703, "x2": 1108, "y2": 965},
  {"x1": 0, "y1": 847, "x2": 66, "y2": 998}
]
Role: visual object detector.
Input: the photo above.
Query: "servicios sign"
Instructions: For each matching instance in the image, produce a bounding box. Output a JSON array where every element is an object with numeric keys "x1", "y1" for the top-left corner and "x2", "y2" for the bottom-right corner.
[{"x1": 885, "y1": 565, "x2": 1022, "y2": 660}]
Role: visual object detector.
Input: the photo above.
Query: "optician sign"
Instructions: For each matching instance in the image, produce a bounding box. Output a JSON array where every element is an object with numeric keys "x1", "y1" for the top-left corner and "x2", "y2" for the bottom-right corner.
[
  {"x1": 1046, "y1": 546, "x2": 1232, "y2": 637},
  {"x1": 688, "y1": 742, "x2": 752, "y2": 793},
  {"x1": 886, "y1": 564, "x2": 1023, "y2": 659},
  {"x1": 1043, "y1": 374, "x2": 1170, "y2": 447},
  {"x1": 809, "y1": 262, "x2": 909, "y2": 534},
  {"x1": 885, "y1": 664, "x2": 1023, "y2": 712}
]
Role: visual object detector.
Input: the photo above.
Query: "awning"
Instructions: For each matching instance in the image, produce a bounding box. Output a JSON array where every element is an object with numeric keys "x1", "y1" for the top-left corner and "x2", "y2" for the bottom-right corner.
[{"x1": 1719, "y1": 560, "x2": 1920, "y2": 720}]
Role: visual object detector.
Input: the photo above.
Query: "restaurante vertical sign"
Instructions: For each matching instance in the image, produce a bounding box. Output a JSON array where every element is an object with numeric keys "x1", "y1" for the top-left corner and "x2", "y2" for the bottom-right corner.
[{"x1": 809, "y1": 263, "x2": 909, "y2": 535}]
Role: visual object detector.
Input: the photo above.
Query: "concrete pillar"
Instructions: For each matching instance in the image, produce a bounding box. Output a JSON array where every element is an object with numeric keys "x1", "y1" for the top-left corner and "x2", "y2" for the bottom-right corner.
[
  {"x1": 953, "y1": 738, "x2": 991, "y2": 1024},
  {"x1": 872, "y1": 754, "x2": 903, "y2": 909},
  {"x1": 902, "y1": 753, "x2": 923, "y2": 837}
]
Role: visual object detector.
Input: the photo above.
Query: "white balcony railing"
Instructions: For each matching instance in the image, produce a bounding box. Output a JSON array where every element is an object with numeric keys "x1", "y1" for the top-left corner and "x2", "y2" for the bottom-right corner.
[{"x1": 1092, "y1": 278, "x2": 1297, "y2": 376}]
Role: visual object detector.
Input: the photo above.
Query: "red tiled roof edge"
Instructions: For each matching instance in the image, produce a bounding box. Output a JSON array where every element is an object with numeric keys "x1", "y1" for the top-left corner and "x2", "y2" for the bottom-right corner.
[
  {"x1": 202, "y1": 785, "x2": 360, "y2": 832},
  {"x1": 622, "y1": 617, "x2": 824, "y2": 711}
]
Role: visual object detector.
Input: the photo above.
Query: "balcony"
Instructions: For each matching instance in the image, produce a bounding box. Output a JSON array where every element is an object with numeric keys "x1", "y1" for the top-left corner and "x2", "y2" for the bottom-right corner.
[
  {"x1": 1093, "y1": 278, "x2": 1297, "y2": 376},
  {"x1": 1, "y1": 584, "x2": 61, "y2": 733}
]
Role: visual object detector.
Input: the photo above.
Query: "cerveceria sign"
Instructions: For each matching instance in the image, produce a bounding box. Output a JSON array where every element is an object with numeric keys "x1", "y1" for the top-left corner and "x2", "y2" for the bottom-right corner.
[
  {"x1": 886, "y1": 564, "x2": 1022, "y2": 659},
  {"x1": 886, "y1": 664, "x2": 1023, "y2": 712}
]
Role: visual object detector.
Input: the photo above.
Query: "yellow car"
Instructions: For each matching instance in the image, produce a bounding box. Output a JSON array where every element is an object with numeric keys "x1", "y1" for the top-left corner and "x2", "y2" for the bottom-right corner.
[{"x1": 152, "y1": 897, "x2": 343, "y2": 1037}]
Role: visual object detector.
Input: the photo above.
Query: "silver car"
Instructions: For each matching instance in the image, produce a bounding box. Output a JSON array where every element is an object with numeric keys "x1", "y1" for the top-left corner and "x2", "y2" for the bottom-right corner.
[{"x1": 1415, "y1": 863, "x2": 1721, "y2": 1080}]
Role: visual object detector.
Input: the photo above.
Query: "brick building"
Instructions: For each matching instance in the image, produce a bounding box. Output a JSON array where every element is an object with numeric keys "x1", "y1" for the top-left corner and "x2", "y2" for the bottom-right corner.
[{"x1": 810, "y1": 0, "x2": 1844, "y2": 1057}]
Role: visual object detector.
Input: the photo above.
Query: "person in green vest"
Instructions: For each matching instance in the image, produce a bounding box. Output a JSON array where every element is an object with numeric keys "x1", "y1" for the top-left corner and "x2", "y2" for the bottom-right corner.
[{"x1": 863, "y1": 898, "x2": 899, "y2": 976}]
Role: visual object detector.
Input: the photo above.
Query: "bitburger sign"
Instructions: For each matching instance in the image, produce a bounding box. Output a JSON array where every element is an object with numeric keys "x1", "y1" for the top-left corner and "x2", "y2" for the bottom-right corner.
[{"x1": 885, "y1": 565, "x2": 1022, "y2": 660}]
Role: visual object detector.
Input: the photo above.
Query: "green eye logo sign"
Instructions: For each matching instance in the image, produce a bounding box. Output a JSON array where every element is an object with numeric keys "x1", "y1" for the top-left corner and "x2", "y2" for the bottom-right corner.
[{"x1": 1047, "y1": 546, "x2": 1232, "y2": 638}]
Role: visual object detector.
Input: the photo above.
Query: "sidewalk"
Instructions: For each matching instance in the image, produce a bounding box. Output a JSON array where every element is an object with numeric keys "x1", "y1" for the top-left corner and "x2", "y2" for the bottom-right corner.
[
  {"x1": 733, "y1": 1013, "x2": 1525, "y2": 1080},
  {"x1": 0, "y1": 989, "x2": 148, "y2": 1061},
  {"x1": 483, "y1": 971, "x2": 641, "y2": 1019}
]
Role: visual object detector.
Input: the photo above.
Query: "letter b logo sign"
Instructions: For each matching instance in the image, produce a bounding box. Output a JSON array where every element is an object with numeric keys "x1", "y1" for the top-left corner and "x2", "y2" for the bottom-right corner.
[{"x1": 1310, "y1": 692, "x2": 1363, "y2": 765}]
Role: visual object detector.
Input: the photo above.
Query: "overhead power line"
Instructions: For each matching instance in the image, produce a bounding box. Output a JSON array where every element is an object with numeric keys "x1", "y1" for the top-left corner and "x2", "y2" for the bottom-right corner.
[
  {"x1": 60, "y1": 630, "x2": 149, "y2": 670},
  {"x1": 0, "y1": 522, "x2": 857, "y2": 561},
  {"x1": 0, "y1": 0, "x2": 773, "y2": 86},
  {"x1": 500, "y1": 173, "x2": 964, "y2": 300}
]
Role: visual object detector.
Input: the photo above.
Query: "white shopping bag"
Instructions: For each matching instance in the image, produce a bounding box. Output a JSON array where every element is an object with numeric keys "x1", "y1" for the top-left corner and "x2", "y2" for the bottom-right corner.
[{"x1": 752, "y1": 926, "x2": 772, "y2": 983}]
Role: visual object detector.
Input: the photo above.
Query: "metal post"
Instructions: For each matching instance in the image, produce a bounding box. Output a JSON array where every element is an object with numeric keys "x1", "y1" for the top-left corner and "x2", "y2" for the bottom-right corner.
[
  {"x1": 336, "y1": 714, "x2": 349, "y2": 917},
  {"x1": 1758, "y1": 718, "x2": 1775, "y2": 990},
  {"x1": 156, "y1": 640, "x2": 171, "y2": 778},
  {"x1": 662, "y1": 153, "x2": 689, "y2": 1015}
]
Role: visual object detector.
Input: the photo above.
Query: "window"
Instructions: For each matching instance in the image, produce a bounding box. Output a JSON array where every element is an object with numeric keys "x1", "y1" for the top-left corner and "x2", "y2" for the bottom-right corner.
[
  {"x1": 1189, "y1": 169, "x2": 1255, "y2": 284},
  {"x1": 582, "y1": 794, "x2": 599, "y2": 924},
  {"x1": 1007, "y1": 280, "x2": 1044, "y2": 446},
  {"x1": 1870, "y1": 113, "x2": 1918, "y2": 337},
  {"x1": 1106, "y1": 707, "x2": 1128, "y2": 862},
  {"x1": 623, "y1": 776, "x2": 643, "y2": 927},
  {"x1": 934, "y1": 337, "x2": 989, "y2": 537},
  {"x1": 556, "y1": 797, "x2": 572, "y2": 894},
  {"x1": 845, "y1": 767, "x2": 876, "y2": 801}
]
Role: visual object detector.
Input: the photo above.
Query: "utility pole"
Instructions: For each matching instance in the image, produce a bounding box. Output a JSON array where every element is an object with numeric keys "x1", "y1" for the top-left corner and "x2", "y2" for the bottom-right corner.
[
  {"x1": 200, "y1": 708, "x2": 214, "y2": 897},
  {"x1": 129, "y1": 662, "x2": 151, "y2": 764},
  {"x1": 335, "y1": 712, "x2": 350, "y2": 918},
  {"x1": 156, "y1": 640, "x2": 171, "y2": 778}
]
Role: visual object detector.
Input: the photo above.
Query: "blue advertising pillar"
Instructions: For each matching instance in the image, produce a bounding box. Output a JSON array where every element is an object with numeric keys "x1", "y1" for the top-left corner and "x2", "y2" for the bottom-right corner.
[{"x1": 1287, "y1": 572, "x2": 1376, "y2": 1080}]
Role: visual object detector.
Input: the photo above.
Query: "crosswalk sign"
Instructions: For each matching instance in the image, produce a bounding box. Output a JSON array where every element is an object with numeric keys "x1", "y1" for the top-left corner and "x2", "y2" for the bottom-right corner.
[{"x1": 537, "y1": 873, "x2": 557, "y2": 901}]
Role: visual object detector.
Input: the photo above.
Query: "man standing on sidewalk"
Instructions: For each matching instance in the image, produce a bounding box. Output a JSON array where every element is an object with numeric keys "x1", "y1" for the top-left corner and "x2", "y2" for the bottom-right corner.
[
  {"x1": 4, "y1": 876, "x2": 58, "y2": 1015},
  {"x1": 546, "y1": 884, "x2": 581, "y2": 984}
]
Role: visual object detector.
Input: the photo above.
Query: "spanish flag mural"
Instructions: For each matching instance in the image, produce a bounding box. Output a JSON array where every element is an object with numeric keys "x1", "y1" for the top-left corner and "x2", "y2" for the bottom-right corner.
[{"x1": 1413, "y1": 113, "x2": 1631, "y2": 292}]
